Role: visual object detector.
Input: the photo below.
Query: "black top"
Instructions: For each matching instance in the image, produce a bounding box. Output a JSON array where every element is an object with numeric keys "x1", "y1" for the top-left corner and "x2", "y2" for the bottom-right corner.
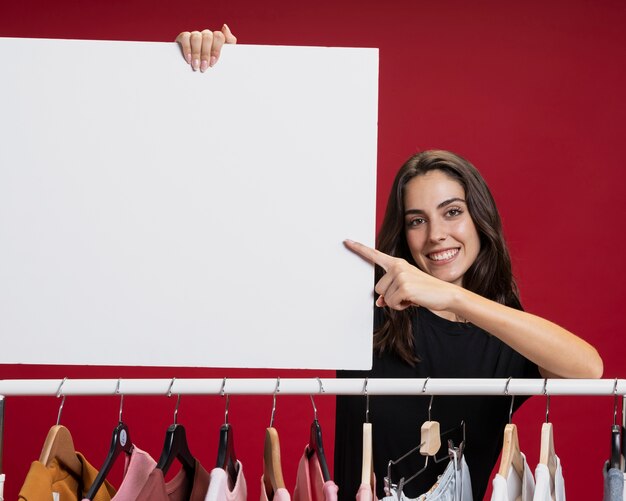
[{"x1": 334, "y1": 306, "x2": 540, "y2": 501}]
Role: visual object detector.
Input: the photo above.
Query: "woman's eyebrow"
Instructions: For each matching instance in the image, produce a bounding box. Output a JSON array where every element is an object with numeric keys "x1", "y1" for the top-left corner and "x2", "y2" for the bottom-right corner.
[
  {"x1": 404, "y1": 197, "x2": 466, "y2": 216},
  {"x1": 437, "y1": 197, "x2": 466, "y2": 209}
]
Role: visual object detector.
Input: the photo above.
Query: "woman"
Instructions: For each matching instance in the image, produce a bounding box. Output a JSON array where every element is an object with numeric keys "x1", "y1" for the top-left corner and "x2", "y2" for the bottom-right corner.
[
  {"x1": 335, "y1": 150, "x2": 602, "y2": 500},
  {"x1": 175, "y1": 29, "x2": 603, "y2": 500}
]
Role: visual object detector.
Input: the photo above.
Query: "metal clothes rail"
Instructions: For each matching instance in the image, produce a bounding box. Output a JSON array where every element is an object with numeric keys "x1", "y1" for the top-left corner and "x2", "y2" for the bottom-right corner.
[{"x1": 0, "y1": 378, "x2": 625, "y2": 397}]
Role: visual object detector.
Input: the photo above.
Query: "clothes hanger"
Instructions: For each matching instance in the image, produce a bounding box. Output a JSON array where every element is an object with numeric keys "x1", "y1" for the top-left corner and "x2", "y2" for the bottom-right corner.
[
  {"x1": 498, "y1": 378, "x2": 525, "y2": 479},
  {"x1": 306, "y1": 378, "x2": 331, "y2": 482},
  {"x1": 84, "y1": 380, "x2": 134, "y2": 500},
  {"x1": 384, "y1": 421, "x2": 465, "y2": 496},
  {"x1": 39, "y1": 378, "x2": 82, "y2": 476},
  {"x1": 385, "y1": 379, "x2": 464, "y2": 494},
  {"x1": 156, "y1": 379, "x2": 196, "y2": 478},
  {"x1": 609, "y1": 378, "x2": 623, "y2": 470},
  {"x1": 419, "y1": 382, "x2": 441, "y2": 457},
  {"x1": 360, "y1": 378, "x2": 374, "y2": 488},
  {"x1": 215, "y1": 378, "x2": 238, "y2": 484},
  {"x1": 538, "y1": 379, "x2": 557, "y2": 482},
  {"x1": 264, "y1": 378, "x2": 286, "y2": 498}
]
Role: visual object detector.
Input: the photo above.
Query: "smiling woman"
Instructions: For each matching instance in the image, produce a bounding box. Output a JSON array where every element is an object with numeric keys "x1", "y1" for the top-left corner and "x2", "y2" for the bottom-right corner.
[{"x1": 337, "y1": 150, "x2": 603, "y2": 500}]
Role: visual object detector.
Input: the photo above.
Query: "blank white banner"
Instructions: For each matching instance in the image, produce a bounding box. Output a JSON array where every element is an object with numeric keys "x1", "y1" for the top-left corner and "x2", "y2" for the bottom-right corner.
[{"x1": 0, "y1": 38, "x2": 378, "y2": 369}]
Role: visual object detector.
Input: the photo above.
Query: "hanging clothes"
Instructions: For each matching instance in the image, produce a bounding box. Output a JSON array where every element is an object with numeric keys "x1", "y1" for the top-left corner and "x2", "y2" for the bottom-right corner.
[
  {"x1": 532, "y1": 455, "x2": 565, "y2": 501},
  {"x1": 18, "y1": 453, "x2": 116, "y2": 501},
  {"x1": 107, "y1": 445, "x2": 156, "y2": 501},
  {"x1": 262, "y1": 427, "x2": 290, "y2": 501},
  {"x1": 134, "y1": 459, "x2": 210, "y2": 501},
  {"x1": 603, "y1": 462, "x2": 624, "y2": 501},
  {"x1": 490, "y1": 453, "x2": 534, "y2": 501},
  {"x1": 0, "y1": 472, "x2": 4, "y2": 501},
  {"x1": 260, "y1": 475, "x2": 291, "y2": 501},
  {"x1": 293, "y1": 446, "x2": 339, "y2": 501},
  {"x1": 381, "y1": 449, "x2": 472, "y2": 501},
  {"x1": 356, "y1": 479, "x2": 377, "y2": 501},
  {"x1": 336, "y1": 307, "x2": 540, "y2": 501},
  {"x1": 204, "y1": 460, "x2": 247, "y2": 501}
]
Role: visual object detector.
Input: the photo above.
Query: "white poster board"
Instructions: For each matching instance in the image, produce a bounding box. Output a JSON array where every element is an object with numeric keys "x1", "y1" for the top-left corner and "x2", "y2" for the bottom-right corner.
[{"x1": 0, "y1": 38, "x2": 378, "y2": 369}]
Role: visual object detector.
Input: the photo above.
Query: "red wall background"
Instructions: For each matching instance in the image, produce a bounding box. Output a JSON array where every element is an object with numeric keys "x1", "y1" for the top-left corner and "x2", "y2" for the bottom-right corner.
[{"x1": 1, "y1": 1, "x2": 625, "y2": 499}]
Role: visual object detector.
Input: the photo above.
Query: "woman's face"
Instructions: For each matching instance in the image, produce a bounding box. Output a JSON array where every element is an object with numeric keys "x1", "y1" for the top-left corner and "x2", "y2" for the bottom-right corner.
[{"x1": 403, "y1": 170, "x2": 480, "y2": 286}]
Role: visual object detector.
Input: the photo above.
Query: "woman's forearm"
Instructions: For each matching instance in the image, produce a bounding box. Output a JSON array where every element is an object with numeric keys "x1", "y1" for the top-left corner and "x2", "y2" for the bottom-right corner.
[{"x1": 451, "y1": 287, "x2": 603, "y2": 379}]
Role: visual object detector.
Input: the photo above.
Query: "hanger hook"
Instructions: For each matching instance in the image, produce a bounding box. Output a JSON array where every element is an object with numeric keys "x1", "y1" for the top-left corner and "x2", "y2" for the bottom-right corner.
[
  {"x1": 220, "y1": 377, "x2": 230, "y2": 425},
  {"x1": 542, "y1": 378, "x2": 550, "y2": 423},
  {"x1": 613, "y1": 378, "x2": 619, "y2": 426},
  {"x1": 167, "y1": 377, "x2": 181, "y2": 425},
  {"x1": 504, "y1": 377, "x2": 515, "y2": 424},
  {"x1": 270, "y1": 377, "x2": 280, "y2": 428},
  {"x1": 363, "y1": 378, "x2": 370, "y2": 424},
  {"x1": 56, "y1": 377, "x2": 68, "y2": 426},
  {"x1": 421, "y1": 377, "x2": 433, "y2": 421},
  {"x1": 309, "y1": 377, "x2": 324, "y2": 422},
  {"x1": 116, "y1": 378, "x2": 124, "y2": 423}
]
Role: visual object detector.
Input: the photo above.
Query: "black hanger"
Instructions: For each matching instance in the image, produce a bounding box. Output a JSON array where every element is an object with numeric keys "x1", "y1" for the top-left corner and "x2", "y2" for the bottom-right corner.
[
  {"x1": 156, "y1": 423, "x2": 196, "y2": 476},
  {"x1": 84, "y1": 381, "x2": 134, "y2": 500},
  {"x1": 306, "y1": 418, "x2": 331, "y2": 481},
  {"x1": 216, "y1": 423, "x2": 238, "y2": 484},
  {"x1": 610, "y1": 424, "x2": 622, "y2": 470},
  {"x1": 84, "y1": 422, "x2": 134, "y2": 500},
  {"x1": 156, "y1": 386, "x2": 196, "y2": 478}
]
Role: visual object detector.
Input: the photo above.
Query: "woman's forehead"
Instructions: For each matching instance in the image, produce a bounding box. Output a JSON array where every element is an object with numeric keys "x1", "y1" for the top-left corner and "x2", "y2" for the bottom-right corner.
[{"x1": 404, "y1": 170, "x2": 466, "y2": 207}]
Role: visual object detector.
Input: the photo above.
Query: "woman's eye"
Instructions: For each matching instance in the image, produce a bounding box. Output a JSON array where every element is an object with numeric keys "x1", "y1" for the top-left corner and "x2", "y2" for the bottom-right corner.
[
  {"x1": 446, "y1": 208, "x2": 463, "y2": 217},
  {"x1": 407, "y1": 218, "x2": 425, "y2": 227}
]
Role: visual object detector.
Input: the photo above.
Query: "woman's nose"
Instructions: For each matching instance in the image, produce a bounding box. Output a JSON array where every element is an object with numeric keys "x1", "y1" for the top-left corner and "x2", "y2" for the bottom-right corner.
[{"x1": 428, "y1": 221, "x2": 448, "y2": 242}]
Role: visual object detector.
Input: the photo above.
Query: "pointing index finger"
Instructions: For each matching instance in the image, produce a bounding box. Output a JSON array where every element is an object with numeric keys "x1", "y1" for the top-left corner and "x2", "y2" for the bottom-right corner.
[{"x1": 344, "y1": 239, "x2": 394, "y2": 271}]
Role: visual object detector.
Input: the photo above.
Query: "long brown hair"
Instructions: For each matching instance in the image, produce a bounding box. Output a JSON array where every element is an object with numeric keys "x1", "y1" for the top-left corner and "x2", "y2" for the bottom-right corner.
[{"x1": 375, "y1": 150, "x2": 522, "y2": 365}]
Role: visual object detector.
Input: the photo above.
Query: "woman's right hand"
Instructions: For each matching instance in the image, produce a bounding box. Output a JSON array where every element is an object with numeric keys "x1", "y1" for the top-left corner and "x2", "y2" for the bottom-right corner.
[{"x1": 175, "y1": 24, "x2": 237, "y2": 72}]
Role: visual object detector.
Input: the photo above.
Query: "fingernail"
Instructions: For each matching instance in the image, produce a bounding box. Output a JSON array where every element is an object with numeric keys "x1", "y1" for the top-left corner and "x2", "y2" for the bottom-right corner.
[
  {"x1": 186, "y1": 53, "x2": 192, "y2": 64},
  {"x1": 200, "y1": 60, "x2": 208, "y2": 72},
  {"x1": 209, "y1": 56, "x2": 217, "y2": 67},
  {"x1": 223, "y1": 23, "x2": 230, "y2": 32},
  {"x1": 192, "y1": 58, "x2": 199, "y2": 71}
]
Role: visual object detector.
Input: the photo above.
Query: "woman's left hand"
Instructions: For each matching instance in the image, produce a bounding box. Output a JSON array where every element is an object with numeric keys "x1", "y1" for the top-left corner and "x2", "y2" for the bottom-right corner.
[{"x1": 344, "y1": 239, "x2": 457, "y2": 312}]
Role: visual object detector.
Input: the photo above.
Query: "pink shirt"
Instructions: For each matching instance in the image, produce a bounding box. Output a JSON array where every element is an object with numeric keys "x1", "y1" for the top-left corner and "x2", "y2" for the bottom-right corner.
[
  {"x1": 260, "y1": 475, "x2": 291, "y2": 501},
  {"x1": 110, "y1": 446, "x2": 157, "y2": 501},
  {"x1": 355, "y1": 479, "x2": 377, "y2": 501},
  {"x1": 204, "y1": 462, "x2": 247, "y2": 501},
  {"x1": 293, "y1": 446, "x2": 338, "y2": 501},
  {"x1": 135, "y1": 460, "x2": 210, "y2": 501}
]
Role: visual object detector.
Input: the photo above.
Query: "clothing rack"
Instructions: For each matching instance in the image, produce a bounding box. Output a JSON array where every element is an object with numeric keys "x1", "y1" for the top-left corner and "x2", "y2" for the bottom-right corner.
[
  {"x1": 0, "y1": 378, "x2": 625, "y2": 396},
  {"x1": 0, "y1": 378, "x2": 624, "y2": 495}
]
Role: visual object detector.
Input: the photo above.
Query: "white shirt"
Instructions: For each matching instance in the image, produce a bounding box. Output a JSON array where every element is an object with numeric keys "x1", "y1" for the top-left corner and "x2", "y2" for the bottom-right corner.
[
  {"x1": 490, "y1": 453, "x2": 535, "y2": 501},
  {"x1": 532, "y1": 455, "x2": 565, "y2": 501}
]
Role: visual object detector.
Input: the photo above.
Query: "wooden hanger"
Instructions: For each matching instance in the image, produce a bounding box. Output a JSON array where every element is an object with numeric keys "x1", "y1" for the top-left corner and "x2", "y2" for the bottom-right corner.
[
  {"x1": 263, "y1": 426, "x2": 286, "y2": 497},
  {"x1": 39, "y1": 425, "x2": 82, "y2": 475},
  {"x1": 419, "y1": 421, "x2": 441, "y2": 456},
  {"x1": 539, "y1": 422, "x2": 557, "y2": 480},
  {"x1": 498, "y1": 423, "x2": 525, "y2": 478},
  {"x1": 360, "y1": 422, "x2": 373, "y2": 486}
]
